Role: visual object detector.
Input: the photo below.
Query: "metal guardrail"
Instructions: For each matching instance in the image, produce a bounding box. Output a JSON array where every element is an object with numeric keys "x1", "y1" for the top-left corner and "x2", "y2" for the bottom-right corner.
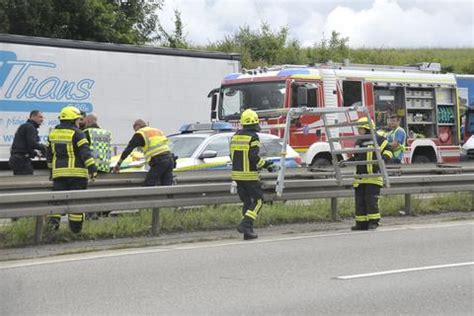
[
  {"x1": 1, "y1": 163, "x2": 473, "y2": 193},
  {"x1": 1, "y1": 168, "x2": 474, "y2": 244}
]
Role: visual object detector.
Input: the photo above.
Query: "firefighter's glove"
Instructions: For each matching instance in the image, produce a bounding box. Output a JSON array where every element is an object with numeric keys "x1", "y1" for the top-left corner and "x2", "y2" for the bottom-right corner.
[
  {"x1": 268, "y1": 164, "x2": 281, "y2": 173},
  {"x1": 264, "y1": 160, "x2": 279, "y2": 173}
]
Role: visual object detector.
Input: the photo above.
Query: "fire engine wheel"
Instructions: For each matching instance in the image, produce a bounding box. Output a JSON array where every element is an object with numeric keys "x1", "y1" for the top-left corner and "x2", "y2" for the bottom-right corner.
[
  {"x1": 412, "y1": 155, "x2": 431, "y2": 163},
  {"x1": 311, "y1": 157, "x2": 332, "y2": 168}
]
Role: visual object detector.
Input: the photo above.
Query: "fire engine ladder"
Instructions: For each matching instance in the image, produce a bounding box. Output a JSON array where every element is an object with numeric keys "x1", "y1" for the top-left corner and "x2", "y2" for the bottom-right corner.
[{"x1": 275, "y1": 106, "x2": 390, "y2": 197}]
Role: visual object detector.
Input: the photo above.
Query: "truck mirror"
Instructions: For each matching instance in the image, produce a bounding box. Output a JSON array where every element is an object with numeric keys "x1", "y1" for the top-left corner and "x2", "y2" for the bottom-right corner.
[
  {"x1": 211, "y1": 94, "x2": 218, "y2": 120},
  {"x1": 208, "y1": 88, "x2": 220, "y2": 120}
]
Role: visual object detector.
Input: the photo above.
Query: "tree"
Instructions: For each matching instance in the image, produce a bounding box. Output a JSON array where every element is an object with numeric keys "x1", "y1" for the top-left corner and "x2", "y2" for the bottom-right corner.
[
  {"x1": 157, "y1": 9, "x2": 188, "y2": 48},
  {"x1": 208, "y1": 23, "x2": 289, "y2": 67},
  {"x1": 0, "y1": 0, "x2": 163, "y2": 44},
  {"x1": 311, "y1": 31, "x2": 350, "y2": 63}
]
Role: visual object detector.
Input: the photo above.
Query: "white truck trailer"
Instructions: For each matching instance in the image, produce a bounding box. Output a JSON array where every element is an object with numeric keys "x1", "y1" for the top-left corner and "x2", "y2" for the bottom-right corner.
[{"x1": 0, "y1": 34, "x2": 240, "y2": 164}]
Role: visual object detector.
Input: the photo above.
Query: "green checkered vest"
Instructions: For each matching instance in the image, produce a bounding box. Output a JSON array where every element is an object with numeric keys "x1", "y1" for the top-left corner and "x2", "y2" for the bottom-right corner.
[{"x1": 85, "y1": 127, "x2": 112, "y2": 172}]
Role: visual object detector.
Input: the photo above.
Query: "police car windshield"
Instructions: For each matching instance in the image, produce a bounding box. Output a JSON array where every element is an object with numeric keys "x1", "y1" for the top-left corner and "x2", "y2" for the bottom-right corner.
[
  {"x1": 220, "y1": 82, "x2": 285, "y2": 120},
  {"x1": 258, "y1": 134, "x2": 284, "y2": 157},
  {"x1": 169, "y1": 135, "x2": 207, "y2": 158}
]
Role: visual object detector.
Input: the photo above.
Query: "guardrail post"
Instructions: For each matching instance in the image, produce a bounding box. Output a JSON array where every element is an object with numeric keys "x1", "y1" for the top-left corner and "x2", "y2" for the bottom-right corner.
[
  {"x1": 151, "y1": 208, "x2": 160, "y2": 236},
  {"x1": 330, "y1": 198, "x2": 340, "y2": 221},
  {"x1": 404, "y1": 194, "x2": 412, "y2": 215},
  {"x1": 471, "y1": 192, "x2": 474, "y2": 211},
  {"x1": 34, "y1": 216, "x2": 43, "y2": 244}
]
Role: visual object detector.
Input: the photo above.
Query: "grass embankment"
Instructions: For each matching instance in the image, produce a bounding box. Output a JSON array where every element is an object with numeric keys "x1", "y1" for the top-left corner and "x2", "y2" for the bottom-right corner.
[{"x1": 0, "y1": 193, "x2": 471, "y2": 248}]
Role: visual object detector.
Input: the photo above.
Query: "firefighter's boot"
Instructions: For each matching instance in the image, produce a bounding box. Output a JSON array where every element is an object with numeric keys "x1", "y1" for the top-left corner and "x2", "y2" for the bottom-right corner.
[
  {"x1": 368, "y1": 221, "x2": 379, "y2": 230},
  {"x1": 68, "y1": 213, "x2": 84, "y2": 234},
  {"x1": 46, "y1": 215, "x2": 61, "y2": 231},
  {"x1": 351, "y1": 222, "x2": 368, "y2": 231},
  {"x1": 237, "y1": 217, "x2": 258, "y2": 240}
]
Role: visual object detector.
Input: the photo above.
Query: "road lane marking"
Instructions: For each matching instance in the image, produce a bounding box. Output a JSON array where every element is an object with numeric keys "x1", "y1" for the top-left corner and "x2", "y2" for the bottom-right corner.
[
  {"x1": 0, "y1": 221, "x2": 473, "y2": 270},
  {"x1": 337, "y1": 262, "x2": 474, "y2": 280}
]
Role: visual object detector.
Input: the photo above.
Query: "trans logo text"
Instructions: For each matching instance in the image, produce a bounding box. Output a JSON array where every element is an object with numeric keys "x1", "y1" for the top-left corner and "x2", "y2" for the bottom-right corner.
[{"x1": 0, "y1": 50, "x2": 94, "y2": 113}]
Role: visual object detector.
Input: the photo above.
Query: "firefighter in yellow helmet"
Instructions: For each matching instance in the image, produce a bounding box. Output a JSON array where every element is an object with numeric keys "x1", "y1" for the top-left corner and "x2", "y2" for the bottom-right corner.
[
  {"x1": 231, "y1": 109, "x2": 276, "y2": 240},
  {"x1": 46, "y1": 106, "x2": 98, "y2": 233},
  {"x1": 113, "y1": 119, "x2": 174, "y2": 186},
  {"x1": 350, "y1": 116, "x2": 393, "y2": 231}
]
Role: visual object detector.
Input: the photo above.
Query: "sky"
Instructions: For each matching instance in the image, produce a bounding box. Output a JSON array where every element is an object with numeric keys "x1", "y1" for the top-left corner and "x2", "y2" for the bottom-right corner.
[{"x1": 158, "y1": 0, "x2": 474, "y2": 48}]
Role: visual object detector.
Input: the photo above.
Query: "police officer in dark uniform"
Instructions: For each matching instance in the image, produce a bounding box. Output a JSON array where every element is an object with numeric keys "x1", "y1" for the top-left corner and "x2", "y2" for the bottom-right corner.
[
  {"x1": 113, "y1": 119, "x2": 174, "y2": 186},
  {"x1": 231, "y1": 109, "x2": 275, "y2": 240},
  {"x1": 351, "y1": 117, "x2": 393, "y2": 231},
  {"x1": 9, "y1": 110, "x2": 46, "y2": 175},
  {"x1": 46, "y1": 106, "x2": 98, "y2": 233}
]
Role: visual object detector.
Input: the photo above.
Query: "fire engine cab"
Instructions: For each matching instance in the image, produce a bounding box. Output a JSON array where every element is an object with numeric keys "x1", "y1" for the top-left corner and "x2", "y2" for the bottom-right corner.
[{"x1": 209, "y1": 61, "x2": 460, "y2": 166}]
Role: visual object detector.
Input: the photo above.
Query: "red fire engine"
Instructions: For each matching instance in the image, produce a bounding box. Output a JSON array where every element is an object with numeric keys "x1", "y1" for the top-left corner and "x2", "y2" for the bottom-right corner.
[{"x1": 209, "y1": 62, "x2": 460, "y2": 166}]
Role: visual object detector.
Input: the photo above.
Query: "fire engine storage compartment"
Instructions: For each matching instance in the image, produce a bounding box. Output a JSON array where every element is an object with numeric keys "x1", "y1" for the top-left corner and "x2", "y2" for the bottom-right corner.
[{"x1": 373, "y1": 86, "x2": 458, "y2": 146}]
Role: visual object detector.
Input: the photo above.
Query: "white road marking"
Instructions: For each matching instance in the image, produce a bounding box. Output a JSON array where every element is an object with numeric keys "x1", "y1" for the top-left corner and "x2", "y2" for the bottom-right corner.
[
  {"x1": 0, "y1": 221, "x2": 473, "y2": 270},
  {"x1": 337, "y1": 262, "x2": 474, "y2": 280}
]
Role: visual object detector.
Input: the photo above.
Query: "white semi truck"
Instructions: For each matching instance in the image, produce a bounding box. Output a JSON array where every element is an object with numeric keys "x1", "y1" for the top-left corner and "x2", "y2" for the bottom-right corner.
[{"x1": 0, "y1": 34, "x2": 240, "y2": 164}]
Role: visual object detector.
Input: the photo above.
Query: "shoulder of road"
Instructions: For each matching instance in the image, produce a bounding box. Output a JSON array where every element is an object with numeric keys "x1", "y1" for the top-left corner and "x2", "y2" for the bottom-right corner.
[{"x1": 1, "y1": 211, "x2": 472, "y2": 262}]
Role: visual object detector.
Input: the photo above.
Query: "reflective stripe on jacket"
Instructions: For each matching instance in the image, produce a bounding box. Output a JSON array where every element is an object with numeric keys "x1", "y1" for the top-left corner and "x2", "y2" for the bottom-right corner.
[{"x1": 136, "y1": 127, "x2": 170, "y2": 162}]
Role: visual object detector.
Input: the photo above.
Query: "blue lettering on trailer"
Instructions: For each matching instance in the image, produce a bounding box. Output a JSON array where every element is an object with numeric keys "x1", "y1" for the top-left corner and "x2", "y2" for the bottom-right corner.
[{"x1": 0, "y1": 50, "x2": 94, "y2": 112}]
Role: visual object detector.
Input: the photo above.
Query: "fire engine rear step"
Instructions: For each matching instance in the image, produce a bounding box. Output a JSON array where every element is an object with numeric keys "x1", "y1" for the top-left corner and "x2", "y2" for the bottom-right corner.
[{"x1": 276, "y1": 106, "x2": 390, "y2": 197}]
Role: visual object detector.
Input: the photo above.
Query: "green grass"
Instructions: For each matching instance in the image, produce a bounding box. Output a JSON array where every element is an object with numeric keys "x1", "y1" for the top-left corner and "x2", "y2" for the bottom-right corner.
[{"x1": 0, "y1": 193, "x2": 471, "y2": 248}]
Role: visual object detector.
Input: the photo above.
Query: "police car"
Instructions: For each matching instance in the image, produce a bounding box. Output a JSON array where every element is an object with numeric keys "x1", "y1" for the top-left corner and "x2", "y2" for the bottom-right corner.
[{"x1": 110, "y1": 122, "x2": 302, "y2": 172}]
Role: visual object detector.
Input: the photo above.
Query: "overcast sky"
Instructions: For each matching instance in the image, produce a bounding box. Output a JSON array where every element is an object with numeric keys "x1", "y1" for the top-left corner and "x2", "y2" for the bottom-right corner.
[{"x1": 158, "y1": 0, "x2": 474, "y2": 48}]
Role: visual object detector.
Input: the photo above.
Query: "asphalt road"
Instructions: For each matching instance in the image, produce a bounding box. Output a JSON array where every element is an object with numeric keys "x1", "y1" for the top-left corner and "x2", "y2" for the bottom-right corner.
[{"x1": 1, "y1": 221, "x2": 473, "y2": 315}]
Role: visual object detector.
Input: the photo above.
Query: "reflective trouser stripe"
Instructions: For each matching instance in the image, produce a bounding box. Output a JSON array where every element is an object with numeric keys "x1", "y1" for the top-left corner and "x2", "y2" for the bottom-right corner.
[
  {"x1": 368, "y1": 213, "x2": 381, "y2": 220},
  {"x1": 244, "y1": 199, "x2": 263, "y2": 220},
  {"x1": 47, "y1": 214, "x2": 61, "y2": 219},
  {"x1": 68, "y1": 213, "x2": 84, "y2": 222},
  {"x1": 355, "y1": 215, "x2": 368, "y2": 222}
]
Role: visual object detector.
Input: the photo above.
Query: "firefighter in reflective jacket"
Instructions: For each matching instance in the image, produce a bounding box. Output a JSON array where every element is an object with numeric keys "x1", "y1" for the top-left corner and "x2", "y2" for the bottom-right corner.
[
  {"x1": 46, "y1": 106, "x2": 98, "y2": 233},
  {"x1": 113, "y1": 119, "x2": 174, "y2": 186},
  {"x1": 351, "y1": 117, "x2": 393, "y2": 231},
  {"x1": 231, "y1": 109, "x2": 275, "y2": 240}
]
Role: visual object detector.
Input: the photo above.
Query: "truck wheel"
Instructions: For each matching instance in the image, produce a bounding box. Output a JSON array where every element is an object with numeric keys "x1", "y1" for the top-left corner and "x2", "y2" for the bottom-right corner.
[
  {"x1": 311, "y1": 157, "x2": 332, "y2": 167},
  {"x1": 412, "y1": 155, "x2": 431, "y2": 163}
]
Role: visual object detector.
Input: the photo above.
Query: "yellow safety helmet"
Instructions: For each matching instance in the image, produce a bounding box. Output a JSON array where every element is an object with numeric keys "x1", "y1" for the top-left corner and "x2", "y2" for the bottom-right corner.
[
  {"x1": 357, "y1": 117, "x2": 375, "y2": 130},
  {"x1": 240, "y1": 109, "x2": 259, "y2": 126},
  {"x1": 59, "y1": 105, "x2": 82, "y2": 121}
]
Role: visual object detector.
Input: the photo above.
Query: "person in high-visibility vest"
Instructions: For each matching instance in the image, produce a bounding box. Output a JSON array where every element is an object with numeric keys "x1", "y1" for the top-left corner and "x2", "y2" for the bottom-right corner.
[
  {"x1": 387, "y1": 114, "x2": 407, "y2": 164},
  {"x1": 113, "y1": 119, "x2": 174, "y2": 186},
  {"x1": 84, "y1": 114, "x2": 112, "y2": 173},
  {"x1": 46, "y1": 106, "x2": 98, "y2": 233},
  {"x1": 350, "y1": 117, "x2": 393, "y2": 231},
  {"x1": 83, "y1": 114, "x2": 113, "y2": 218},
  {"x1": 231, "y1": 109, "x2": 276, "y2": 240}
]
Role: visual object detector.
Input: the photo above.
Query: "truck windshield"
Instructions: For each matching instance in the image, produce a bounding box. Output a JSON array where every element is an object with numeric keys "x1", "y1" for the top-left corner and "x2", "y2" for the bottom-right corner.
[{"x1": 219, "y1": 82, "x2": 286, "y2": 120}]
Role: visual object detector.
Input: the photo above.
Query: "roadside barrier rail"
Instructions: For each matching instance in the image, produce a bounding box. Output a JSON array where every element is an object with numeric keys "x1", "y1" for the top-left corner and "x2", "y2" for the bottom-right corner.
[{"x1": 1, "y1": 163, "x2": 473, "y2": 193}]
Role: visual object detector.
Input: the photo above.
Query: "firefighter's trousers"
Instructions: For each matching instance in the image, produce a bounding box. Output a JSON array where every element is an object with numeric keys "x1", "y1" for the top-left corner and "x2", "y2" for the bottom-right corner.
[
  {"x1": 354, "y1": 183, "x2": 381, "y2": 227},
  {"x1": 48, "y1": 177, "x2": 88, "y2": 233},
  {"x1": 236, "y1": 180, "x2": 263, "y2": 220}
]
